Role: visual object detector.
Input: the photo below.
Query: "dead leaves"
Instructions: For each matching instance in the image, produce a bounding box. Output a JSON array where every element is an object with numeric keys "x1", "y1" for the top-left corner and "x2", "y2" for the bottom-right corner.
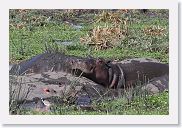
[{"x1": 143, "y1": 26, "x2": 166, "y2": 36}]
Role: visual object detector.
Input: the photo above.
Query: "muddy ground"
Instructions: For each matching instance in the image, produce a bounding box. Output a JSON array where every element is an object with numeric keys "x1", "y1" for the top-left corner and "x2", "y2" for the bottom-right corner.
[{"x1": 9, "y1": 70, "x2": 122, "y2": 112}]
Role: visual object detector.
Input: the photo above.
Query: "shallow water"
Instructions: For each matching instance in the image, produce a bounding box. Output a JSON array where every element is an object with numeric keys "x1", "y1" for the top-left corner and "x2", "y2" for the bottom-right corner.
[
  {"x1": 55, "y1": 41, "x2": 73, "y2": 46},
  {"x1": 71, "y1": 24, "x2": 83, "y2": 30}
]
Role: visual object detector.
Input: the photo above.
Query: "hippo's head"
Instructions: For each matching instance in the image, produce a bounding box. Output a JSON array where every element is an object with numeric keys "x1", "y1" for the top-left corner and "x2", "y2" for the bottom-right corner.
[
  {"x1": 72, "y1": 58, "x2": 111, "y2": 87},
  {"x1": 73, "y1": 58, "x2": 96, "y2": 74},
  {"x1": 72, "y1": 58, "x2": 110, "y2": 74}
]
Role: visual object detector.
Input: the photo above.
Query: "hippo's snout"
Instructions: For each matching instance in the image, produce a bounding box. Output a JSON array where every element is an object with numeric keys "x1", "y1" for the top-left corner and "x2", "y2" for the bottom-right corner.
[
  {"x1": 71, "y1": 59, "x2": 83, "y2": 69},
  {"x1": 71, "y1": 59, "x2": 95, "y2": 74}
]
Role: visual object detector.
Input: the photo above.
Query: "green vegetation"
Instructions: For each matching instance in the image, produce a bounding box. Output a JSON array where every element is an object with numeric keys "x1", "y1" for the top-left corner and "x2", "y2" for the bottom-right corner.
[
  {"x1": 19, "y1": 91, "x2": 168, "y2": 115},
  {"x1": 9, "y1": 9, "x2": 169, "y2": 115},
  {"x1": 9, "y1": 9, "x2": 169, "y2": 63}
]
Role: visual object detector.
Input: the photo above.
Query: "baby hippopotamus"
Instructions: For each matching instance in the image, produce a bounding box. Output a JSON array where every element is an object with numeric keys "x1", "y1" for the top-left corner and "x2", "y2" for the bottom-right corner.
[{"x1": 72, "y1": 58, "x2": 169, "y2": 89}]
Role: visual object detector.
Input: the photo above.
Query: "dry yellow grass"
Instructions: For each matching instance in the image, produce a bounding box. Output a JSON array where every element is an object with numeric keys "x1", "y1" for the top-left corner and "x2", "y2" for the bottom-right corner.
[
  {"x1": 80, "y1": 11, "x2": 129, "y2": 50},
  {"x1": 80, "y1": 25, "x2": 128, "y2": 50},
  {"x1": 143, "y1": 25, "x2": 166, "y2": 36}
]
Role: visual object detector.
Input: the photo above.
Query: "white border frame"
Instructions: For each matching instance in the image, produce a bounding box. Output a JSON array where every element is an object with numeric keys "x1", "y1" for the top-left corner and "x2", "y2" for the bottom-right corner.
[{"x1": 0, "y1": 0, "x2": 178, "y2": 124}]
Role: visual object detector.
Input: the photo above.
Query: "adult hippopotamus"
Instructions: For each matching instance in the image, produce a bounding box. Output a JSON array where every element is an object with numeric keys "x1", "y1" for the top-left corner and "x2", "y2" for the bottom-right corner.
[
  {"x1": 72, "y1": 58, "x2": 169, "y2": 89},
  {"x1": 9, "y1": 52, "x2": 83, "y2": 75}
]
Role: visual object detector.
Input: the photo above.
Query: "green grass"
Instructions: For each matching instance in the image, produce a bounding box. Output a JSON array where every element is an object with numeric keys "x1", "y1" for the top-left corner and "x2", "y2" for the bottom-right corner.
[
  {"x1": 19, "y1": 91, "x2": 168, "y2": 115},
  {"x1": 9, "y1": 9, "x2": 169, "y2": 115},
  {"x1": 9, "y1": 9, "x2": 169, "y2": 63},
  {"x1": 9, "y1": 22, "x2": 87, "y2": 61}
]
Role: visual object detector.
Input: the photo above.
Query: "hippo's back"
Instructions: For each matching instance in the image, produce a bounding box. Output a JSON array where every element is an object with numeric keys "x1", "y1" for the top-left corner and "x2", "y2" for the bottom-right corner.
[
  {"x1": 9, "y1": 52, "x2": 83, "y2": 75},
  {"x1": 117, "y1": 60, "x2": 169, "y2": 84}
]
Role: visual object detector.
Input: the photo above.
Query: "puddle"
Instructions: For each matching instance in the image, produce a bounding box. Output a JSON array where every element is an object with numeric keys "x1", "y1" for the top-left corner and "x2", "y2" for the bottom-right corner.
[
  {"x1": 64, "y1": 20, "x2": 83, "y2": 30},
  {"x1": 71, "y1": 24, "x2": 83, "y2": 30},
  {"x1": 54, "y1": 41, "x2": 74, "y2": 46}
]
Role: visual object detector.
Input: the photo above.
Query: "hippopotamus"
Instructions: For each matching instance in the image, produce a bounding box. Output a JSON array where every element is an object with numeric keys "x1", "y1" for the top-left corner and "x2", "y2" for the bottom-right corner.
[
  {"x1": 72, "y1": 58, "x2": 169, "y2": 89},
  {"x1": 9, "y1": 52, "x2": 84, "y2": 75}
]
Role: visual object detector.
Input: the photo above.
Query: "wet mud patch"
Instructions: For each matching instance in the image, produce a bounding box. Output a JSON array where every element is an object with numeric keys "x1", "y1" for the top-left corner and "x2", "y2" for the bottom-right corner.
[{"x1": 9, "y1": 71, "x2": 115, "y2": 114}]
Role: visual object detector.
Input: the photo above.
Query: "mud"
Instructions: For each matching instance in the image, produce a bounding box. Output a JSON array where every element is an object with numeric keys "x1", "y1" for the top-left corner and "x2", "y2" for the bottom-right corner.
[
  {"x1": 10, "y1": 70, "x2": 168, "y2": 113},
  {"x1": 9, "y1": 71, "x2": 119, "y2": 112},
  {"x1": 141, "y1": 74, "x2": 169, "y2": 94}
]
